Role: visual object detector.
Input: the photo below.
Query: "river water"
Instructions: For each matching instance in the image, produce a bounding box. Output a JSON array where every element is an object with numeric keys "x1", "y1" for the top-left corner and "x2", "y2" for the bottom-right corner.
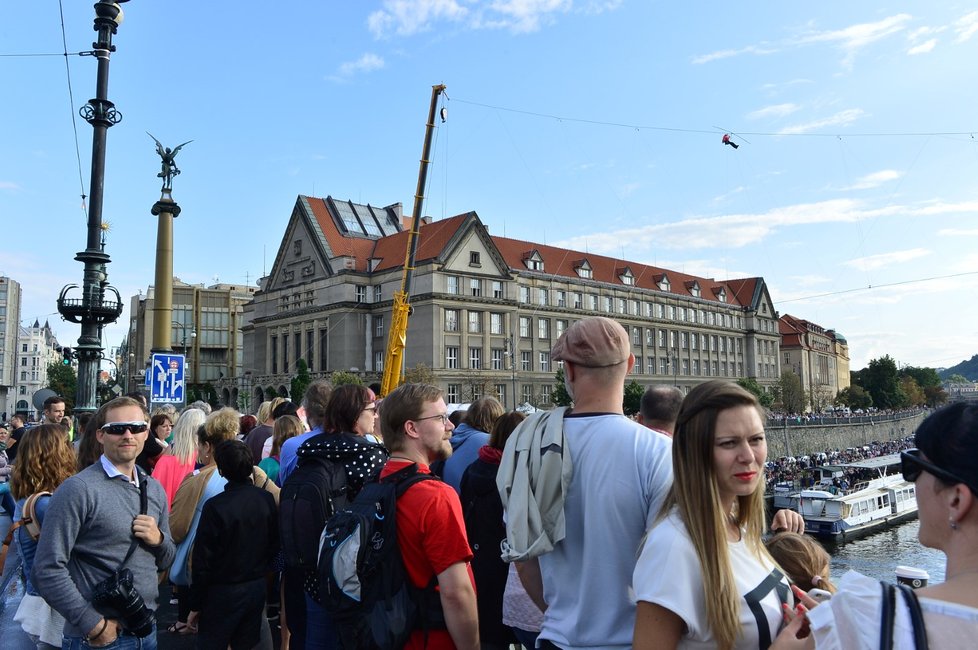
[{"x1": 826, "y1": 519, "x2": 945, "y2": 584}]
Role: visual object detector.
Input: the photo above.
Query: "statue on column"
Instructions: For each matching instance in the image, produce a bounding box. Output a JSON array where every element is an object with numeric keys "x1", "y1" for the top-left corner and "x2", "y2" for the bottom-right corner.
[{"x1": 148, "y1": 132, "x2": 192, "y2": 192}]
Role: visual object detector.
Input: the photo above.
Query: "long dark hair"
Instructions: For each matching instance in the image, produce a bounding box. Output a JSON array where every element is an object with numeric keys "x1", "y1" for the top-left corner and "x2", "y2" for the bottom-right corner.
[{"x1": 915, "y1": 403, "x2": 978, "y2": 495}]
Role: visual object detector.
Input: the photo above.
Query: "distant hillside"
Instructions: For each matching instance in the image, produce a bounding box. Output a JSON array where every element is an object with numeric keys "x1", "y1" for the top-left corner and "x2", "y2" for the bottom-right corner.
[{"x1": 940, "y1": 354, "x2": 978, "y2": 381}]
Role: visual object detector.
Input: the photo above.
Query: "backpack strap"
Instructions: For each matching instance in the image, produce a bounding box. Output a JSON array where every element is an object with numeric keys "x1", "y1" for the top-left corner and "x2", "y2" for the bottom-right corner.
[
  {"x1": 879, "y1": 581, "x2": 896, "y2": 650},
  {"x1": 897, "y1": 584, "x2": 929, "y2": 650},
  {"x1": 22, "y1": 491, "x2": 53, "y2": 540},
  {"x1": 0, "y1": 521, "x2": 22, "y2": 574}
]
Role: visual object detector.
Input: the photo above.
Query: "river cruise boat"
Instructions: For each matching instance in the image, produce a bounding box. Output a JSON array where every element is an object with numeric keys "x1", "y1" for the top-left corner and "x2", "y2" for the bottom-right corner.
[{"x1": 780, "y1": 455, "x2": 917, "y2": 540}]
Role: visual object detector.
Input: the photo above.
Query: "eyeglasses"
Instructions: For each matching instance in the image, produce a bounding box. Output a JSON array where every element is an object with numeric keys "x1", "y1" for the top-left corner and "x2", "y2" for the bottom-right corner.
[
  {"x1": 901, "y1": 449, "x2": 967, "y2": 487},
  {"x1": 414, "y1": 413, "x2": 449, "y2": 425},
  {"x1": 101, "y1": 421, "x2": 149, "y2": 436}
]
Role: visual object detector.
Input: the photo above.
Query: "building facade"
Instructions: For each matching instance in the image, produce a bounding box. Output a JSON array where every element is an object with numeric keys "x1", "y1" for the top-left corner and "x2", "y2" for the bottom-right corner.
[
  {"x1": 779, "y1": 314, "x2": 851, "y2": 411},
  {"x1": 0, "y1": 276, "x2": 22, "y2": 420},
  {"x1": 125, "y1": 279, "x2": 256, "y2": 400},
  {"x1": 240, "y1": 195, "x2": 782, "y2": 410},
  {"x1": 12, "y1": 320, "x2": 61, "y2": 419}
]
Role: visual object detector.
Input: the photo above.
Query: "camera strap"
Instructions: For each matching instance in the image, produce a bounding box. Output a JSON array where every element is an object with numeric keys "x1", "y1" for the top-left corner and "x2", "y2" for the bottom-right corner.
[{"x1": 117, "y1": 468, "x2": 151, "y2": 569}]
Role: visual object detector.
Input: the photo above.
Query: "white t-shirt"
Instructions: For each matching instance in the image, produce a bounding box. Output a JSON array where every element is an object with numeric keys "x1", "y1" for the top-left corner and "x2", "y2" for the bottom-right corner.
[
  {"x1": 633, "y1": 510, "x2": 791, "y2": 650},
  {"x1": 537, "y1": 413, "x2": 673, "y2": 650}
]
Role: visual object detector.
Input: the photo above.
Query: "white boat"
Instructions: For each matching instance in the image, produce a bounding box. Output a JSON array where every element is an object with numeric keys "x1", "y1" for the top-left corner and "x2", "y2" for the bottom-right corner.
[{"x1": 782, "y1": 455, "x2": 917, "y2": 540}]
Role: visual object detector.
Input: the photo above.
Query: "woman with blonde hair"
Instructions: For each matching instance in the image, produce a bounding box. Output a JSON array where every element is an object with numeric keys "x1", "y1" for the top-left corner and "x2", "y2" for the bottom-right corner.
[
  {"x1": 153, "y1": 408, "x2": 206, "y2": 508},
  {"x1": 633, "y1": 380, "x2": 792, "y2": 650},
  {"x1": 168, "y1": 408, "x2": 279, "y2": 635},
  {"x1": 11, "y1": 424, "x2": 78, "y2": 649}
]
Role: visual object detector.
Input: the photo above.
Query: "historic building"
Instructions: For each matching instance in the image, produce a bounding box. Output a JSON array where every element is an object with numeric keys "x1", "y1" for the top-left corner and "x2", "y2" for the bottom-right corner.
[
  {"x1": 0, "y1": 276, "x2": 22, "y2": 420},
  {"x1": 778, "y1": 314, "x2": 850, "y2": 410},
  {"x1": 124, "y1": 279, "x2": 256, "y2": 401},
  {"x1": 12, "y1": 320, "x2": 61, "y2": 419},
  {"x1": 239, "y1": 195, "x2": 782, "y2": 410}
]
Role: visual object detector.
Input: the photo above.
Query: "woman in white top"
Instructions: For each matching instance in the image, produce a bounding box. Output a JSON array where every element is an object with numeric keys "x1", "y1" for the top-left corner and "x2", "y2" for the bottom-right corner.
[
  {"x1": 634, "y1": 380, "x2": 792, "y2": 650},
  {"x1": 774, "y1": 402, "x2": 978, "y2": 649}
]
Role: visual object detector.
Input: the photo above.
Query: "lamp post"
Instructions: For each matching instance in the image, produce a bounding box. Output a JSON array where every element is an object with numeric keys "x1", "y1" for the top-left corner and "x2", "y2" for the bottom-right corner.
[
  {"x1": 56, "y1": 1, "x2": 129, "y2": 414},
  {"x1": 505, "y1": 334, "x2": 518, "y2": 410},
  {"x1": 171, "y1": 320, "x2": 196, "y2": 383}
]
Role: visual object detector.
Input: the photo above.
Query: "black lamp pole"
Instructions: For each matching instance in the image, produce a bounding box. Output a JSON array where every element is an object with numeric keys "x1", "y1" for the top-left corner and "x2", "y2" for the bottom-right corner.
[{"x1": 57, "y1": 1, "x2": 128, "y2": 413}]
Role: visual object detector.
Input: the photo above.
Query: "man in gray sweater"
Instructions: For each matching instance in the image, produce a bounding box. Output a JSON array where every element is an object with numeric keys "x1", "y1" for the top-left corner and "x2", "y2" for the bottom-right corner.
[{"x1": 33, "y1": 396, "x2": 176, "y2": 649}]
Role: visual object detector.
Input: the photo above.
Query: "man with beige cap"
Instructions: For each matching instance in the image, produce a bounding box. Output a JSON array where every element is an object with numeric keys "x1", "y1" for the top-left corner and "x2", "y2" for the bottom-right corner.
[{"x1": 499, "y1": 317, "x2": 674, "y2": 650}]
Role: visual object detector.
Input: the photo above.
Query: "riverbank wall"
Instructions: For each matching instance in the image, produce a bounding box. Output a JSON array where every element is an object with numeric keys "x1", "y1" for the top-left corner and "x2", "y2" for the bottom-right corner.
[{"x1": 764, "y1": 411, "x2": 928, "y2": 458}]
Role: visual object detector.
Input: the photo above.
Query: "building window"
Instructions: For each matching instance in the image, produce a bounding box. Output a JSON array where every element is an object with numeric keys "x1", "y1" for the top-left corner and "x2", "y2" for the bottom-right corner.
[
  {"x1": 632, "y1": 327, "x2": 641, "y2": 345},
  {"x1": 655, "y1": 304, "x2": 664, "y2": 319},
  {"x1": 445, "y1": 309, "x2": 460, "y2": 332},
  {"x1": 470, "y1": 347, "x2": 482, "y2": 369},
  {"x1": 295, "y1": 332, "x2": 302, "y2": 367},
  {"x1": 527, "y1": 258, "x2": 543, "y2": 271},
  {"x1": 557, "y1": 320, "x2": 568, "y2": 338},
  {"x1": 355, "y1": 286, "x2": 367, "y2": 303},
  {"x1": 712, "y1": 361, "x2": 719, "y2": 376},
  {"x1": 670, "y1": 331, "x2": 677, "y2": 348},
  {"x1": 691, "y1": 333, "x2": 698, "y2": 350},
  {"x1": 519, "y1": 316, "x2": 531, "y2": 338},
  {"x1": 540, "y1": 385, "x2": 552, "y2": 402},
  {"x1": 617, "y1": 299, "x2": 626, "y2": 314},
  {"x1": 682, "y1": 359, "x2": 690, "y2": 376},
  {"x1": 658, "y1": 276, "x2": 671, "y2": 291},
  {"x1": 648, "y1": 357, "x2": 656, "y2": 375},
  {"x1": 660, "y1": 358, "x2": 668, "y2": 375},
  {"x1": 693, "y1": 359, "x2": 700, "y2": 375},
  {"x1": 688, "y1": 309, "x2": 697, "y2": 324},
  {"x1": 677, "y1": 307, "x2": 686, "y2": 322},
  {"x1": 495, "y1": 384, "x2": 507, "y2": 405},
  {"x1": 469, "y1": 251, "x2": 481, "y2": 266},
  {"x1": 537, "y1": 288, "x2": 548, "y2": 306},
  {"x1": 658, "y1": 330, "x2": 666, "y2": 348},
  {"x1": 538, "y1": 318, "x2": 550, "y2": 340},
  {"x1": 374, "y1": 286, "x2": 382, "y2": 302},
  {"x1": 634, "y1": 357, "x2": 643, "y2": 374},
  {"x1": 492, "y1": 281, "x2": 504, "y2": 299},
  {"x1": 577, "y1": 266, "x2": 592, "y2": 279},
  {"x1": 447, "y1": 384, "x2": 460, "y2": 403},
  {"x1": 271, "y1": 336, "x2": 278, "y2": 374},
  {"x1": 521, "y1": 384, "x2": 533, "y2": 404},
  {"x1": 374, "y1": 351, "x2": 384, "y2": 372},
  {"x1": 521, "y1": 351, "x2": 531, "y2": 372},
  {"x1": 468, "y1": 312, "x2": 482, "y2": 334},
  {"x1": 539, "y1": 352, "x2": 550, "y2": 372},
  {"x1": 519, "y1": 286, "x2": 530, "y2": 303},
  {"x1": 447, "y1": 276, "x2": 460, "y2": 295},
  {"x1": 470, "y1": 278, "x2": 482, "y2": 297},
  {"x1": 374, "y1": 315, "x2": 384, "y2": 337},
  {"x1": 573, "y1": 292, "x2": 583, "y2": 309},
  {"x1": 282, "y1": 335, "x2": 289, "y2": 373},
  {"x1": 646, "y1": 328, "x2": 654, "y2": 346},
  {"x1": 490, "y1": 313, "x2": 504, "y2": 335},
  {"x1": 446, "y1": 346, "x2": 459, "y2": 369},
  {"x1": 319, "y1": 328, "x2": 329, "y2": 372},
  {"x1": 556, "y1": 290, "x2": 566, "y2": 307},
  {"x1": 491, "y1": 348, "x2": 504, "y2": 370},
  {"x1": 603, "y1": 297, "x2": 612, "y2": 313},
  {"x1": 681, "y1": 332, "x2": 689, "y2": 349}
]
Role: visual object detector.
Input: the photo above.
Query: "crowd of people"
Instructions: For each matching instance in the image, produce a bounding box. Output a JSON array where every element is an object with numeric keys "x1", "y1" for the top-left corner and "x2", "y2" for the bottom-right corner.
[
  {"x1": 767, "y1": 406, "x2": 926, "y2": 425},
  {"x1": 764, "y1": 437, "x2": 918, "y2": 493},
  {"x1": 1, "y1": 316, "x2": 976, "y2": 650}
]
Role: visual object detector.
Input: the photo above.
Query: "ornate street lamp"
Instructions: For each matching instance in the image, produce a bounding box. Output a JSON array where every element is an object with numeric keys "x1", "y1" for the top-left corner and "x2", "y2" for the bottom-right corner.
[{"x1": 57, "y1": 1, "x2": 129, "y2": 413}]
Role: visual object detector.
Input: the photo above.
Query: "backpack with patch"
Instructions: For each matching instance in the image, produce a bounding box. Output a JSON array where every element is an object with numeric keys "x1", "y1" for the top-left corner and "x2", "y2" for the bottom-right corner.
[
  {"x1": 280, "y1": 454, "x2": 349, "y2": 573},
  {"x1": 318, "y1": 463, "x2": 446, "y2": 650}
]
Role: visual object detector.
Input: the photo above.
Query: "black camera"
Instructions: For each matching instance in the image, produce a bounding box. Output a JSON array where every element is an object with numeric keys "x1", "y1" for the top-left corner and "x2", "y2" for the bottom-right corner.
[{"x1": 91, "y1": 568, "x2": 155, "y2": 638}]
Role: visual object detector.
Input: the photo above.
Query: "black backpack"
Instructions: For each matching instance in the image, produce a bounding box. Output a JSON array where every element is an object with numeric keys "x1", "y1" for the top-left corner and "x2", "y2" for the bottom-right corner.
[
  {"x1": 318, "y1": 463, "x2": 445, "y2": 650},
  {"x1": 280, "y1": 454, "x2": 349, "y2": 572}
]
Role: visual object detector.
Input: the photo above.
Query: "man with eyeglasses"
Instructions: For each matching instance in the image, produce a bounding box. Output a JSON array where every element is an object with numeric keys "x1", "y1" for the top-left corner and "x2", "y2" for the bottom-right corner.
[
  {"x1": 33, "y1": 396, "x2": 176, "y2": 650},
  {"x1": 378, "y1": 383, "x2": 479, "y2": 650}
]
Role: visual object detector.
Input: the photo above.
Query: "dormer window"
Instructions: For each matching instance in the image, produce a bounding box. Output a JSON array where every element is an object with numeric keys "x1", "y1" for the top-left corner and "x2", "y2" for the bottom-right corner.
[
  {"x1": 686, "y1": 281, "x2": 701, "y2": 298},
  {"x1": 469, "y1": 251, "x2": 481, "y2": 267},
  {"x1": 523, "y1": 251, "x2": 544, "y2": 272},
  {"x1": 715, "y1": 287, "x2": 727, "y2": 302},
  {"x1": 656, "y1": 274, "x2": 671, "y2": 291},
  {"x1": 618, "y1": 267, "x2": 635, "y2": 286},
  {"x1": 574, "y1": 259, "x2": 593, "y2": 279}
]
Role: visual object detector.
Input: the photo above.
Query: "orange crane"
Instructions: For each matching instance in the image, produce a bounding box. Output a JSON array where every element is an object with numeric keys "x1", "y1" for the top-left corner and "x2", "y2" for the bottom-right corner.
[{"x1": 380, "y1": 84, "x2": 446, "y2": 397}]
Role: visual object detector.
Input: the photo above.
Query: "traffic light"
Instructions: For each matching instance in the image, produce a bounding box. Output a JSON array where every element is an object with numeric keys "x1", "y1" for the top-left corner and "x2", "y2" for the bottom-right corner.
[{"x1": 62, "y1": 347, "x2": 74, "y2": 366}]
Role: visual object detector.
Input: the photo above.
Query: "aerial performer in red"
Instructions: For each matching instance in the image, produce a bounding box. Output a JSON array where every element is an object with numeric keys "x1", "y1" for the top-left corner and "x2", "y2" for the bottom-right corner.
[{"x1": 722, "y1": 133, "x2": 739, "y2": 149}]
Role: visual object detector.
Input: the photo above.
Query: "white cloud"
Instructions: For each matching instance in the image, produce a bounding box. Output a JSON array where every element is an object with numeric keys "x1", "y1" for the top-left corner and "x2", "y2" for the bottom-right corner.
[
  {"x1": 907, "y1": 38, "x2": 937, "y2": 54},
  {"x1": 779, "y1": 108, "x2": 866, "y2": 135},
  {"x1": 842, "y1": 169, "x2": 903, "y2": 190},
  {"x1": 654, "y1": 260, "x2": 753, "y2": 281},
  {"x1": 618, "y1": 181, "x2": 641, "y2": 197},
  {"x1": 368, "y1": 0, "x2": 468, "y2": 38},
  {"x1": 335, "y1": 53, "x2": 385, "y2": 78},
  {"x1": 0, "y1": 181, "x2": 20, "y2": 190},
  {"x1": 954, "y1": 11, "x2": 978, "y2": 43},
  {"x1": 798, "y1": 13, "x2": 912, "y2": 50},
  {"x1": 938, "y1": 228, "x2": 978, "y2": 236},
  {"x1": 711, "y1": 186, "x2": 747, "y2": 204},
  {"x1": 691, "y1": 44, "x2": 777, "y2": 65},
  {"x1": 484, "y1": 0, "x2": 573, "y2": 34},
  {"x1": 746, "y1": 103, "x2": 800, "y2": 120},
  {"x1": 843, "y1": 248, "x2": 931, "y2": 271}
]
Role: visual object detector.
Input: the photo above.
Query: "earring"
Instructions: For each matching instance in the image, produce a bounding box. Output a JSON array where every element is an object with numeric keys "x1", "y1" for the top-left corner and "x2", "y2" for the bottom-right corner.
[{"x1": 950, "y1": 518, "x2": 959, "y2": 531}]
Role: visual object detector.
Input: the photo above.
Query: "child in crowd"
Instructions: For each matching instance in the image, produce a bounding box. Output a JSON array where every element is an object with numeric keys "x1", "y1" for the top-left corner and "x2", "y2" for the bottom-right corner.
[{"x1": 765, "y1": 531, "x2": 836, "y2": 598}]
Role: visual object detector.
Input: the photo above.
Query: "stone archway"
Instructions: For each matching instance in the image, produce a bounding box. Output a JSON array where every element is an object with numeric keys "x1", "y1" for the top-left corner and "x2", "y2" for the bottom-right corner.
[
  {"x1": 277, "y1": 385, "x2": 289, "y2": 398},
  {"x1": 221, "y1": 388, "x2": 231, "y2": 407}
]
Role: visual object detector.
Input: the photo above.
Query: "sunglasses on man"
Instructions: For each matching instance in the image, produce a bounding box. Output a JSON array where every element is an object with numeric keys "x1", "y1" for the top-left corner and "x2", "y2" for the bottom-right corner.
[
  {"x1": 900, "y1": 449, "x2": 975, "y2": 495},
  {"x1": 100, "y1": 421, "x2": 149, "y2": 435}
]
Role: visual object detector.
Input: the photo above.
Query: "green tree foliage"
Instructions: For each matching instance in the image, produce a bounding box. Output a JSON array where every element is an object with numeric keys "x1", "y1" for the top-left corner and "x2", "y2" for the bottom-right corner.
[
  {"x1": 898, "y1": 376, "x2": 925, "y2": 407},
  {"x1": 777, "y1": 369, "x2": 806, "y2": 413},
  {"x1": 946, "y1": 373, "x2": 970, "y2": 384},
  {"x1": 552, "y1": 367, "x2": 572, "y2": 407},
  {"x1": 623, "y1": 380, "x2": 644, "y2": 416},
  {"x1": 852, "y1": 355, "x2": 905, "y2": 409},
  {"x1": 923, "y1": 385, "x2": 948, "y2": 407},
  {"x1": 737, "y1": 377, "x2": 774, "y2": 408},
  {"x1": 836, "y1": 385, "x2": 873, "y2": 410},
  {"x1": 330, "y1": 370, "x2": 363, "y2": 387},
  {"x1": 898, "y1": 365, "x2": 942, "y2": 389},
  {"x1": 46, "y1": 362, "x2": 77, "y2": 411},
  {"x1": 290, "y1": 359, "x2": 312, "y2": 402}
]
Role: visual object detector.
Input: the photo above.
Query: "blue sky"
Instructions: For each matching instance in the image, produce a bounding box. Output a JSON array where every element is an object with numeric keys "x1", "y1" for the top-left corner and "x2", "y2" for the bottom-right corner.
[{"x1": 3, "y1": 1, "x2": 977, "y2": 372}]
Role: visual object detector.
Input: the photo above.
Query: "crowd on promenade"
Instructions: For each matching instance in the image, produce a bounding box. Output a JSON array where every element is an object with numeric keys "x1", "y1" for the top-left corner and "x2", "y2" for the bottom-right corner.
[
  {"x1": 1, "y1": 318, "x2": 976, "y2": 650},
  {"x1": 766, "y1": 406, "x2": 927, "y2": 425},
  {"x1": 764, "y1": 436, "x2": 917, "y2": 493}
]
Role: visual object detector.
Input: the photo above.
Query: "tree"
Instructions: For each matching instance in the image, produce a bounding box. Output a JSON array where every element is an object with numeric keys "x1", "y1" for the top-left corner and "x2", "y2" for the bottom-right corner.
[
  {"x1": 552, "y1": 367, "x2": 572, "y2": 407},
  {"x1": 923, "y1": 385, "x2": 948, "y2": 407},
  {"x1": 462, "y1": 376, "x2": 493, "y2": 403},
  {"x1": 946, "y1": 373, "x2": 970, "y2": 384},
  {"x1": 898, "y1": 365, "x2": 942, "y2": 389},
  {"x1": 808, "y1": 386, "x2": 835, "y2": 413},
  {"x1": 853, "y1": 355, "x2": 904, "y2": 409},
  {"x1": 898, "y1": 376, "x2": 925, "y2": 407},
  {"x1": 836, "y1": 385, "x2": 873, "y2": 410},
  {"x1": 404, "y1": 363, "x2": 436, "y2": 386},
  {"x1": 330, "y1": 370, "x2": 363, "y2": 387},
  {"x1": 737, "y1": 377, "x2": 774, "y2": 408},
  {"x1": 290, "y1": 359, "x2": 312, "y2": 403},
  {"x1": 623, "y1": 380, "x2": 644, "y2": 416},
  {"x1": 777, "y1": 369, "x2": 805, "y2": 413},
  {"x1": 46, "y1": 362, "x2": 77, "y2": 411}
]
